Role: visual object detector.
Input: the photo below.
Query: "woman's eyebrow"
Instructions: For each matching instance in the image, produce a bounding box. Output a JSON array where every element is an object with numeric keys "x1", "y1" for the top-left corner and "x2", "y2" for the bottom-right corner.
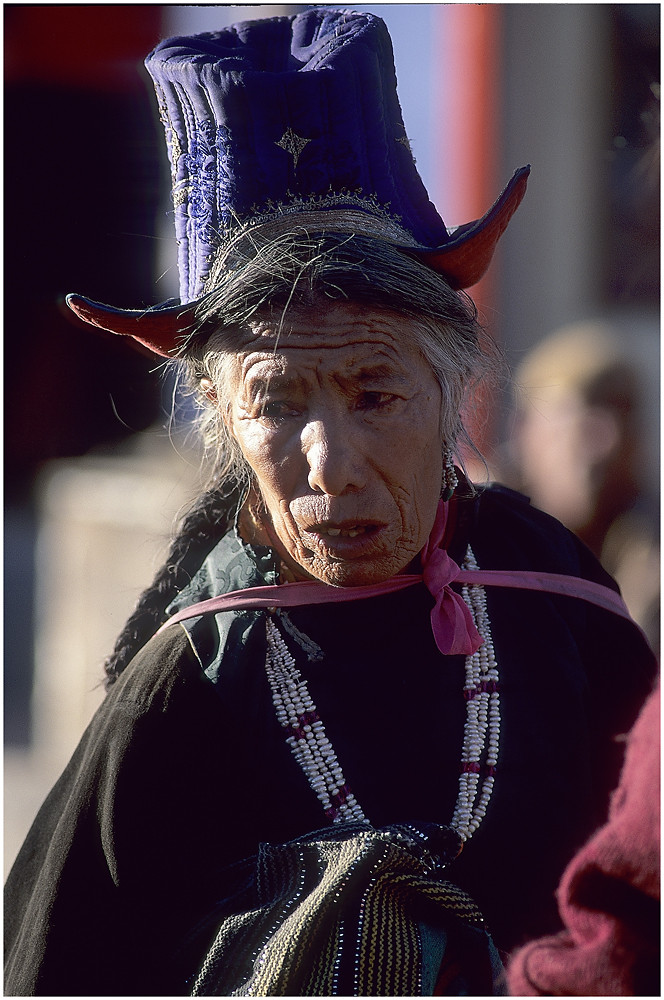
[
  {"x1": 244, "y1": 370, "x2": 303, "y2": 396},
  {"x1": 351, "y1": 363, "x2": 409, "y2": 384}
]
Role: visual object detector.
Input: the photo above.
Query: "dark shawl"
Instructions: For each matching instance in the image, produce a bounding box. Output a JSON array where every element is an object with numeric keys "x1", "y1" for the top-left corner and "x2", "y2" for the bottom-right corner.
[{"x1": 5, "y1": 486, "x2": 656, "y2": 995}]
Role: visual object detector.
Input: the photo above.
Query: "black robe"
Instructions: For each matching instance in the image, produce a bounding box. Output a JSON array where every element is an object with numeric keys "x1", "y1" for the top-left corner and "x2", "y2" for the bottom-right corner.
[{"x1": 4, "y1": 486, "x2": 656, "y2": 996}]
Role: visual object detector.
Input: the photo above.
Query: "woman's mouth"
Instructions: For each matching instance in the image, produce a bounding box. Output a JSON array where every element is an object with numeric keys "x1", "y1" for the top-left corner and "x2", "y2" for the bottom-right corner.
[
  {"x1": 302, "y1": 521, "x2": 385, "y2": 559},
  {"x1": 320, "y1": 525, "x2": 367, "y2": 538}
]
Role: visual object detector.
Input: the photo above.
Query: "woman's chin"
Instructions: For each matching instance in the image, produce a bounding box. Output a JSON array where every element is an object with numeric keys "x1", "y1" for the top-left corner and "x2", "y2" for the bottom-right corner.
[
  {"x1": 274, "y1": 524, "x2": 418, "y2": 587},
  {"x1": 294, "y1": 553, "x2": 413, "y2": 589}
]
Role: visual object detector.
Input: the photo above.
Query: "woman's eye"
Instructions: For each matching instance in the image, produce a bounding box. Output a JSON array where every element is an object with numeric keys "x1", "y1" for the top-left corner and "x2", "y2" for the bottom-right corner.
[
  {"x1": 259, "y1": 399, "x2": 300, "y2": 421},
  {"x1": 355, "y1": 391, "x2": 397, "y2": 411}
]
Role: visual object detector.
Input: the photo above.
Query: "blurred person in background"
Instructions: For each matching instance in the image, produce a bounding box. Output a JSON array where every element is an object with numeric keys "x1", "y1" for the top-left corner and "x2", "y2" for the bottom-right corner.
[{"x1": 505, "y1": 321, "x2": 659, "y2": 652}]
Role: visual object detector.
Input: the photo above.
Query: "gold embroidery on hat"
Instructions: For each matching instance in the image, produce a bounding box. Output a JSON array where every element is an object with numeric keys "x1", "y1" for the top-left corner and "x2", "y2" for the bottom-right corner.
[
  {"x1": 275, "y1": 128, "x2": 312, "y2": 170},
  {"x1": 169, "y1": 128, "x2": 183, "y2": 173},
  {"x1": 207, "y1": 189, "x2": 428, "y2": 284},
  {"x1": 240, "y1": 189, "x2": 416, "y2": 242},
  {"x1": 395, "y1": 124, "x2": 416, "y2": 162},
  {"x1": 155, "y1": 91, "x2": 183, "y2": 183}
]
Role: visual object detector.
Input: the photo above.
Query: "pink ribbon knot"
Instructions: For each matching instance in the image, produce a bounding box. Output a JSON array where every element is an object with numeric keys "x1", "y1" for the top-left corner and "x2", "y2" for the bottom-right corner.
[{"x1": 420, "y1": 501, "x2": 484, "y2": 656}]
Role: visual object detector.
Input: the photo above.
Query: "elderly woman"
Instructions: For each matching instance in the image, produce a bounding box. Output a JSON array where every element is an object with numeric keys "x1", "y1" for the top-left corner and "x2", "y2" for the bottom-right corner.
[{"x1": 5, "y1": 9, "x2": 656, "y2": 997}]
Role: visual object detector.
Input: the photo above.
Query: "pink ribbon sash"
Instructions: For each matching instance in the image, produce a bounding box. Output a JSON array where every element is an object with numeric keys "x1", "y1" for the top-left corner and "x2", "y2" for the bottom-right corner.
[{"x1": 159, "y1": 500, "x2": 637, "y2": 655}]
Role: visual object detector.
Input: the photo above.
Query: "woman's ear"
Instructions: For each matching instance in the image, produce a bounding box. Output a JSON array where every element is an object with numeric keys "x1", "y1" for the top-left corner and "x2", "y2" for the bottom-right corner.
[
  {"x1": 201, "y1": 377, "x2": 236, "y2": 433},
  {"x1": 200, "y1": 377, "x2": 218, "y2": 404}
]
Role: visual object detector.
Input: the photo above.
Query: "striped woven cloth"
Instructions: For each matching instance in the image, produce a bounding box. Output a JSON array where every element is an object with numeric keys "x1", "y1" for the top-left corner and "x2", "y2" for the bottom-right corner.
[{"x1": 189, "y1": 822, "x2": 504, "y2": 996}]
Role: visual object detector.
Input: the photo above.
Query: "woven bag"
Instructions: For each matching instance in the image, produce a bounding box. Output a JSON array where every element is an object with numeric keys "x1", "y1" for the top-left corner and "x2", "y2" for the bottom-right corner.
[{"x1": 178, "y1": 821, "x2": 504, "y2": 997}]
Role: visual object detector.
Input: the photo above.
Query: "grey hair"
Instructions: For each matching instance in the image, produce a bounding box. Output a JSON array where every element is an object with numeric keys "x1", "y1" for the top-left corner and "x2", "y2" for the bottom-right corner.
[{"x1": 172, "y1": 229, "x2": 503, "y2": 496}]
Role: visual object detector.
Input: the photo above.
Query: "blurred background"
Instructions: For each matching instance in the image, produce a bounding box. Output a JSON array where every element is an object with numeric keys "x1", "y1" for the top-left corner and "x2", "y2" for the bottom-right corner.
[{"x1": 4, "y1": 4, "x2": 659, "y2": 873}]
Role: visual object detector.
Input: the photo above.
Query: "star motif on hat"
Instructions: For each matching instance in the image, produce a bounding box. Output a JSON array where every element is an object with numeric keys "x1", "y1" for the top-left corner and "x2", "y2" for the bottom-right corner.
[{"x1": 275, "y1": 127, "x2": 311, "y2": 170}]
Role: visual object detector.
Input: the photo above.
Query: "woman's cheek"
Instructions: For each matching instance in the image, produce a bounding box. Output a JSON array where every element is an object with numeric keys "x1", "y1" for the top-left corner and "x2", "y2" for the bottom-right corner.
[{"x1": 246, "y1": 427, "x2": 299, "y2": 500}]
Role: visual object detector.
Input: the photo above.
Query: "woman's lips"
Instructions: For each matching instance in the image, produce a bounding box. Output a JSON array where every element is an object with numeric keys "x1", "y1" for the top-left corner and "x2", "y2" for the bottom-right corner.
[{"x1": 302, "y1": 521, "x2": 385, "y2": 559}]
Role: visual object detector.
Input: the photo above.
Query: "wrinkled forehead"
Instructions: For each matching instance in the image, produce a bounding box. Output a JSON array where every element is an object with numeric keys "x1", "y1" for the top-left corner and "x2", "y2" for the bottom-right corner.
[
  {"x1": 241, "y1": 302, "x2": 425, "y2": 351},
  {"x1": 231, "y1": 304, "x2": 428, "y2": 380}
]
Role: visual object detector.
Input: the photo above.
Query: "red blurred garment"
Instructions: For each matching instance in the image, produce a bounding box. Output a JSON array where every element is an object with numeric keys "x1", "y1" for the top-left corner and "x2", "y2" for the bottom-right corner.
[{"x1": 507, "y1": 685, "x2": 660, "y2": 996}]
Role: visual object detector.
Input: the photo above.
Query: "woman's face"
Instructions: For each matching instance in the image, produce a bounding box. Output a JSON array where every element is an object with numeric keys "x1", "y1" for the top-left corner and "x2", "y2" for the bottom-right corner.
[{"x1": 224, "y1": 303, "x2": 444, "y2": 586}]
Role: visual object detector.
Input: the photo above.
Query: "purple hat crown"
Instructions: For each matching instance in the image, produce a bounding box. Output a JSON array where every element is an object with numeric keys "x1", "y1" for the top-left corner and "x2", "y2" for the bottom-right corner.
[
  {"x1": 66, "y1": 7, "x2": 529, "y2": 357},
  {"x1": 146, "y1": 8, "x2": 450, "y2": 303}
]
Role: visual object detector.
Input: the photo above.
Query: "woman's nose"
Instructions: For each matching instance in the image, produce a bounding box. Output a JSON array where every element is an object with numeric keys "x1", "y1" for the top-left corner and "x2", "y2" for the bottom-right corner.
[{"x1": 303, "y1": 416, "x2": 367, "y2": 495}]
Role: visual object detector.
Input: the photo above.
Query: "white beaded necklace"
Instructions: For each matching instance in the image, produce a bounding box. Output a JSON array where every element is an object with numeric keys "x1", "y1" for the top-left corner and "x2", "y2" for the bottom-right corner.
[
  {"x1": 265, "y1": 616, "x2": 367, "y2": 823},
  {"x1": 264, "y1": 545, "x2": 500, "y2": 841},
  {"x1": 451, "y1": 546, "x2": 501, "y2": 841}
]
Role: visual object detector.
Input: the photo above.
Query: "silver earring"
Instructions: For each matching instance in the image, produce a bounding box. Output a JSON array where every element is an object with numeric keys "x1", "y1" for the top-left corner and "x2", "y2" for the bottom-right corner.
[{"x1": 441, "y1": 447, "x2": 459, "y2": 501}]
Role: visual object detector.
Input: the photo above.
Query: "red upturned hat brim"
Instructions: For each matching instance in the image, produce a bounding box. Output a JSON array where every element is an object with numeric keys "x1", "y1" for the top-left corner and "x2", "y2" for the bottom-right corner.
[{"x1": 66, "y1": 166, "x2": 530, "y2": 360}]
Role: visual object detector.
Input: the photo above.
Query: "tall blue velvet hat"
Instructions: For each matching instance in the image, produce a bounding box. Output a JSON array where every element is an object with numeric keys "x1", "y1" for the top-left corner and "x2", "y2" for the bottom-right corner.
[{"x1": 67, "y1": 7, "x2": 530, "y2": 357}]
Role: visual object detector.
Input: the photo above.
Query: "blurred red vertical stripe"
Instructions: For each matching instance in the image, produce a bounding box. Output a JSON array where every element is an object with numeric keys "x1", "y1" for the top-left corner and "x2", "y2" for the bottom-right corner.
[{"x1": 434, "y1": 4, "x2": 502, "y2": 467}]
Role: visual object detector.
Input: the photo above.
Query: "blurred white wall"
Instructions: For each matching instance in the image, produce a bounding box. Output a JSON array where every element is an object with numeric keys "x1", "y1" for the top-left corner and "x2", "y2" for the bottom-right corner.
[{"x1": 5, "y1": 434, "x2": 197, "y2": 875}]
